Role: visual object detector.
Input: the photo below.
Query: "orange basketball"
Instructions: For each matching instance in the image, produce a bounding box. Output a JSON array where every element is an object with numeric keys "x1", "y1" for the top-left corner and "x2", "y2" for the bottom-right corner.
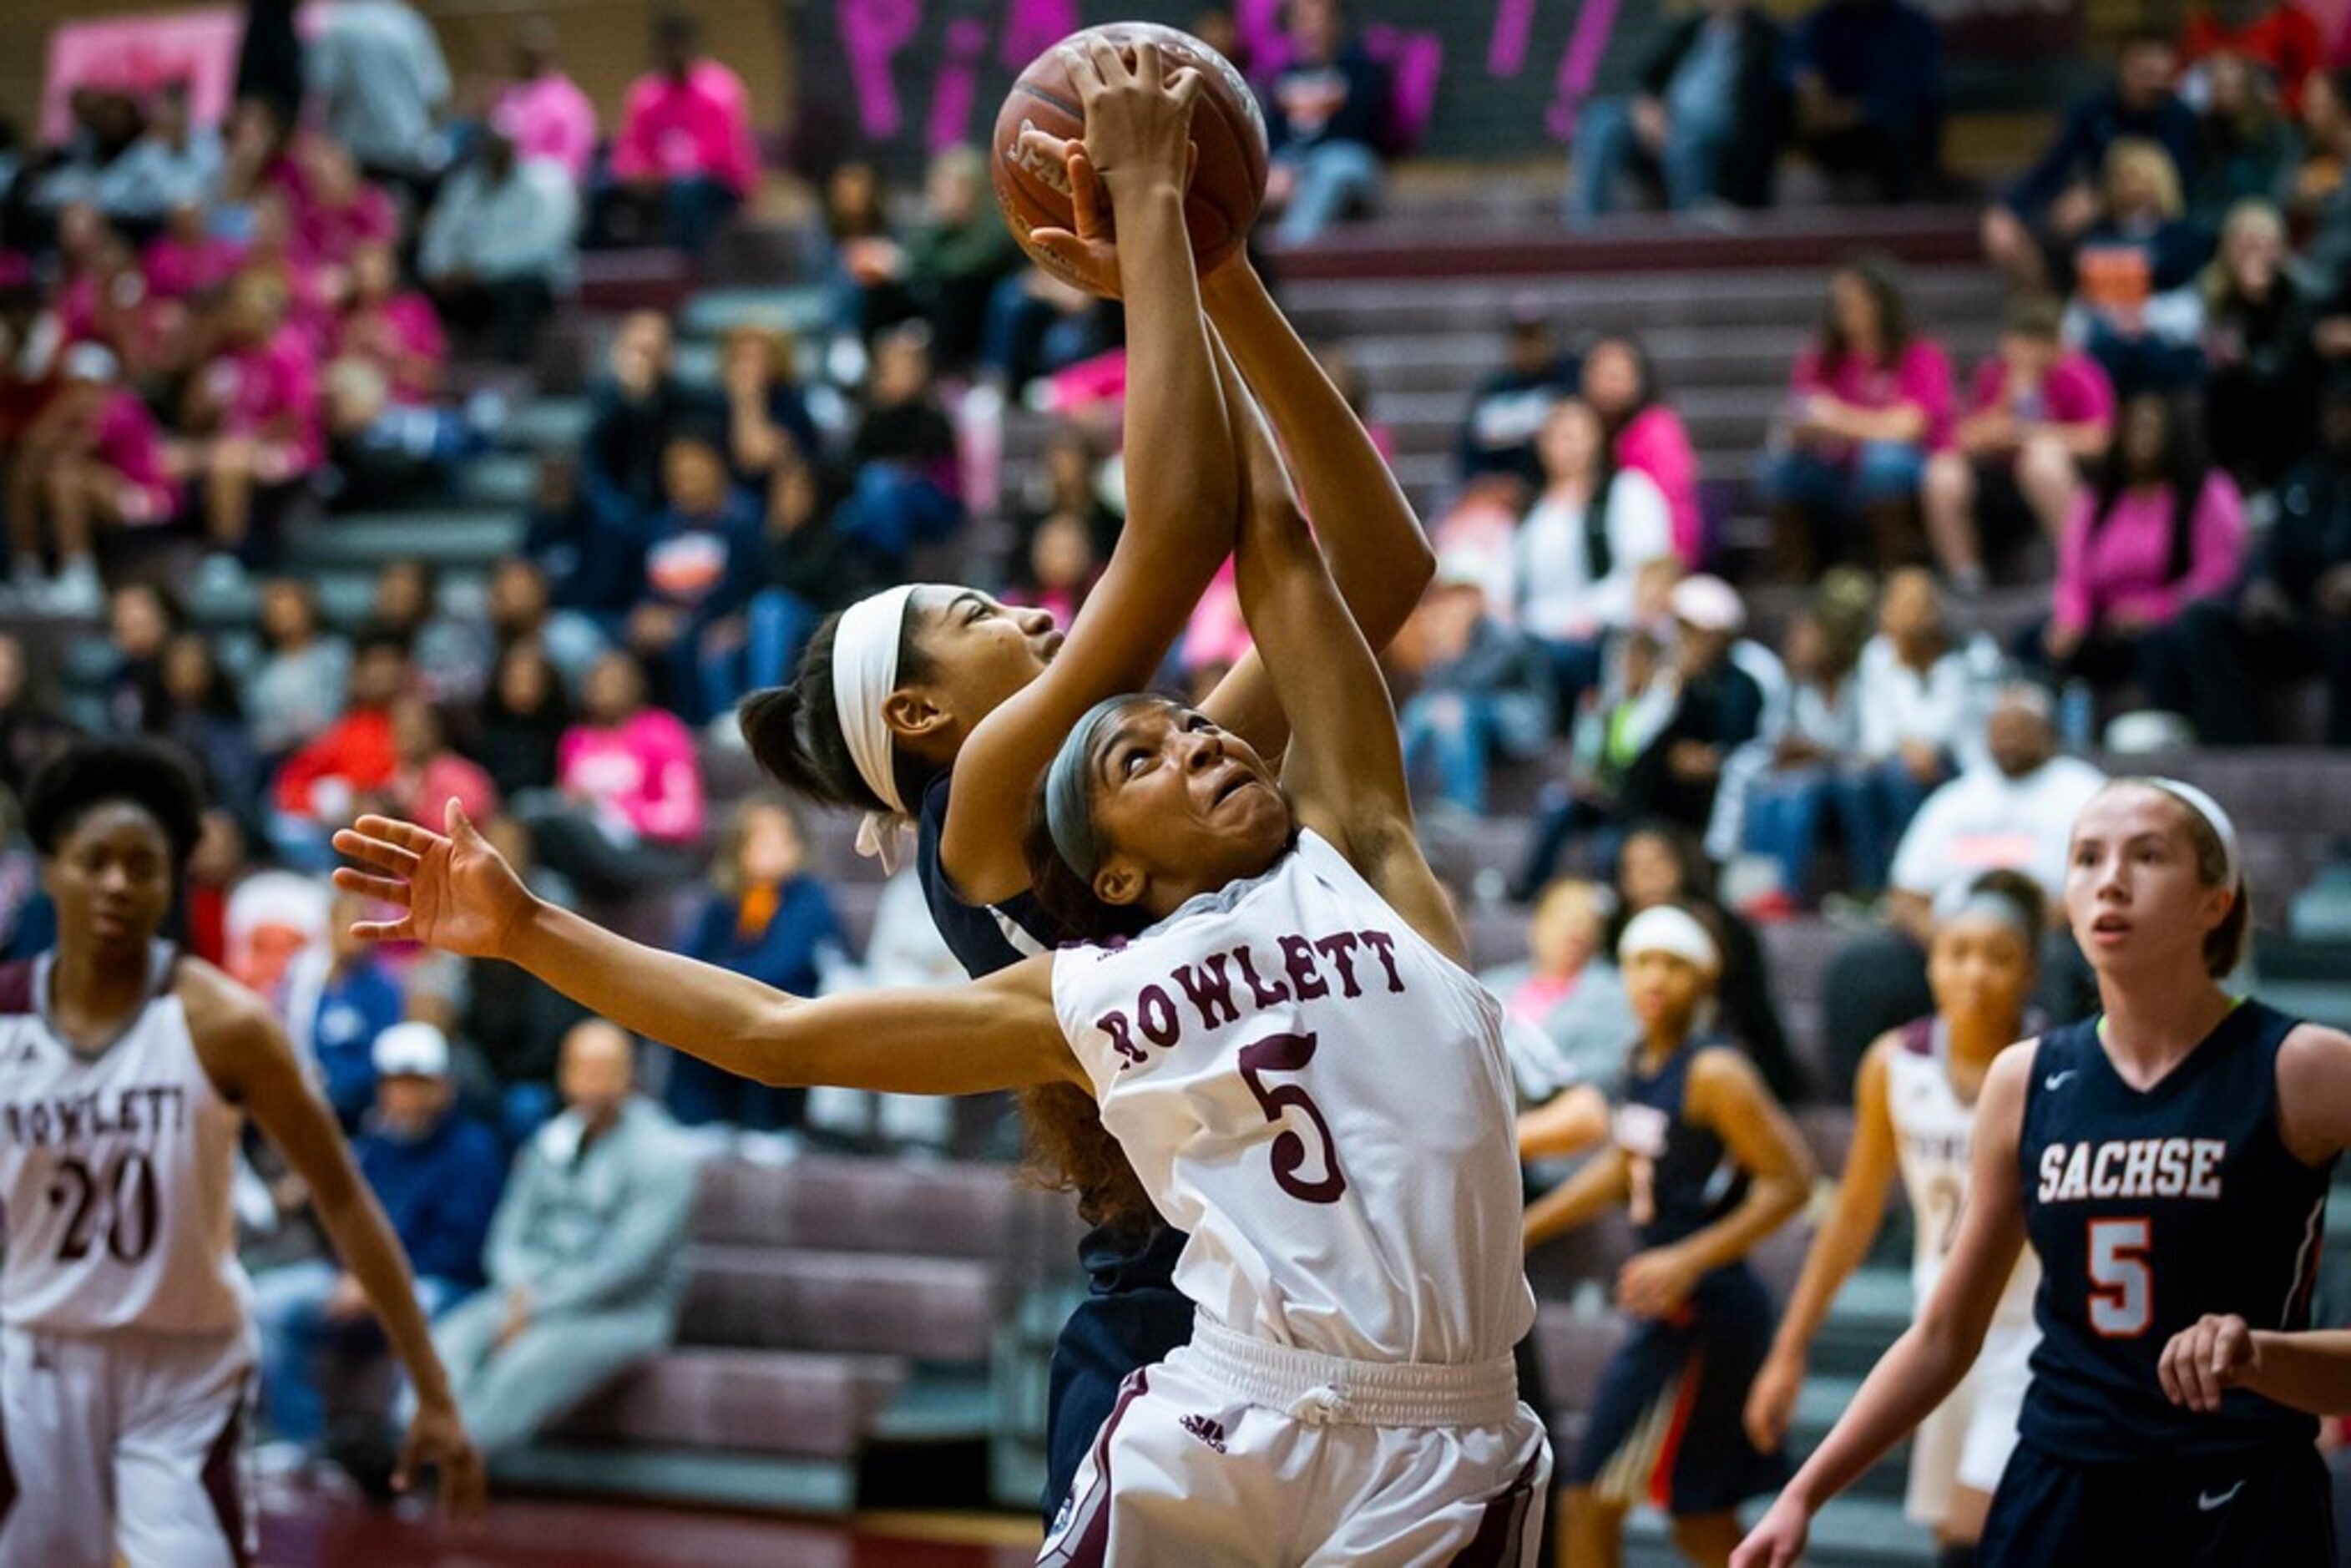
[{"x1": 991, "y1": 22, "x2": 1269, "y2": 297}]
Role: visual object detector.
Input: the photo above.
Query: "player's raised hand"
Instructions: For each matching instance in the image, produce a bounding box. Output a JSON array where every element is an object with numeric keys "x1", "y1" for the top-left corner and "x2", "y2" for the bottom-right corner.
[
  {"x1": 1731, "y1": 1494, "x2": 1811, "y2": 1568},
  {"x1": 397, "y1": 1389, "x2": 487, "y2": 1518},
  {"x1": 1064, "y1": 35, "x2": 1201, "y2": 190},
  {"x1": 2160, "y1": 1312, "x2": 2259, "y2": 1413},
  {"x1": 1014, "y1": 126, "x2": 1120, "y2": 297},
  {"x1": 331, "y1": 799, "x2": 536, "y2": 959}
]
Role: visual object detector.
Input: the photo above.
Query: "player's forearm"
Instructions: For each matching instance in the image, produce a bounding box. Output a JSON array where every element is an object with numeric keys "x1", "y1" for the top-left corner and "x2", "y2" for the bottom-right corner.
[
  {"x1": 1524, "y1": 1155, "x2": 1626, "y2": 1247},
  {"x1": 1784, "y1": 1319, "x2": 1978, "y2": 1511},
  {"x1": 1676, "y1": 1171, "x2": 1807, "y2": 1278},
  {"x1": 1518, "y1": 1085, "x2": 1608, "y2": 1161},
  {"x1": 2241, "y1": 1331, "x2": 2351, "y2": 1414},
  {"x1": 1202, "y1": 259, "x2": 1432, "y2": 645},
  {"x1": 314, "y1": 1186, "x2": 455, "y2": 1407},
  {"x1": 1768, "y1": 1191, "x2": 1882, "y2": 1363}
]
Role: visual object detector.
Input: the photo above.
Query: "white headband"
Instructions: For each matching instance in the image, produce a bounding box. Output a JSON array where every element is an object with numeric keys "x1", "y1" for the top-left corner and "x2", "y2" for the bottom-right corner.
[
  {"x1": 1618, "y1": 905, "x2": 1721, "y2": 975},
  {"x1": 2145, "y1": 776, "x2": 2242, "y2": 891},
  {"x1": 832, "y1": 584, "x2": 927, "y2": 871}
]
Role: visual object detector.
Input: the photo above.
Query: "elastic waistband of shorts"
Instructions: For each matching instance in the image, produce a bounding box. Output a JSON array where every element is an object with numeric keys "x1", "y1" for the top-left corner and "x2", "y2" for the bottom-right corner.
[{"x1": 1183, "y1": 1313, "x2": 1521, "y2": 1429}]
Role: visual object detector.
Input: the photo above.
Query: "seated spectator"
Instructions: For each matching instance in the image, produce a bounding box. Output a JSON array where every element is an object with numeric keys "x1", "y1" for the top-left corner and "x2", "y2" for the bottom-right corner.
[
  {"x1": 1457, "y1": 301, "x2": 1579, "y2": 490},
  {"x1": 470, "y1": 641, "x2": 571, "y2": 799},
  {"x1": 850, "y1": 147, "x2": 1024, "y2": 371},
  {"x1": 2298, "y1": 68, "x2": 2351, "y2": 283},
  {"x1": 270, "y1": 627, "x2": 413, "y2": 868},
  {"x1": 599, "y1": 9, "x2": 757, "y2": 254},
  {"x1": 6, "y1": 342, "x2": 179, "y2": 617},
  {"x1": 2187, "y1": 51, "x2": 2301, "y2": 226},
  {"x1": 1582, "y1": 332, "x2": 1702, "y2": 566},
  {"x1": 31, "y1": 89, "x2": 148, "y2": 214},
  {"x1": 2024, "y1": 392, "x2": 2247, "y2": 716},
  {"x1": 2172, "y1": 373, "x2": 2351, "y2": 742},
  {"x1": 94, "y1": 81, "x2": 222, "y2": 227},
  {"x1": 169, "y1": 269, "x2": 322, "y2": 574},
  {"x1": 579, "y1": 311, "x2": 720, "y2": 539},
  {"x1": 333, "y1": 241, "x2": 443, "y2": 406},
  {"x1": 628, "y1": 432, "x2": 763, "y2": 722},
  {"x1": 159, "y1": 632, "x2": 262, "y2": 825},
  {"x1": 100, "y1": 580, "x2": 180, "y2": 736},
  {"x1": 1853, "y1": 566, "x2": 1990, "y2": 862},
  {"x1": 295, "y1": 139, "x2": 400, "y2": 288},
  {"x1": 492, "y1": 21, "x2": 599, "y2": 185},
  {"x1": 1818, "y1": 683, "x2": 2105, "y2": 1090},
  {"x1": 1620, "y1": 574, "x2": 1774, "y2": 841},
  {"x1": 519, "y1": 650, "x2": 704, "y2": 896},
  {"x1": 417, "y1": 1019, "x2": 695, "y2": 1462},
  {"x1": 370, "y1": 559, "x2": 488, "y2": 706},
  {"x1": 1477, "y1": 878, "x2": 1636, "y2": 1098},
  {"x1": 306, "y1": 0, "x2": 451, "y2": 185},
  {"x1": 234, "y1": 189, "x2": 339, "y2": 355},
  {"x1": 665, "y1": 795, "x2": 843, "y2": 1142},
  {"x1": 1727, "y1": 584, "x2": 1870, "y2": 907},
  {"x1": 419, "y1": 131, "x2": 578, "y2": 367},
  {"x1": 442, "y1": 817, "x2": 593, "y2": 1141},
  {"x1": 1922, "y1": 293, "x2": 2115, "y2": 591},
  {"x1": 978, "y1": 265, "x2": 1120, "y2": 395},
  {"x1": 1004, "y1": 509, "x2": 1103, "y2": 629},
  {"x1": 142, "y1": 196, "x2": 247, "y2": 306},
  {"x1": 385, "y1": 694, "x2": 499, "y2": 827},
  {"x1": 297, "y1": 887, "x2": 411, "y2": 1127},
  {"x1": 2065, "y1": 139, "x2": 2217, "y2": 397},
  {"x1": 485, "y1": 556, "x2": 607, "y2": 695},
  {"x1": 1260, "y1": 0, "x2": 1393, "y2": 244},
  {"x1": 324, "y1": 247, "x2": 483, "y2": 508},
  {"x1": 2179, "y1": 0, "x2": 2323, "y2": 114},
  {"x1": 1787, "y1": 0, "x2": 1943, "y2": 204},
  {"x1": 1014, "y1": 420, "x2": 1122, "y2": 561},
  {"x1": 836, "y1": 324, "x2": 963, "y2": 566},
  {"x1": 726, "y1": 453, "x2": 882, "y2": 701},
  {"x1": 819, "y1": 159, "x2": 895, "y2": 336},
  {"x1": 718, "y1": 323, "x2": 817, "y2": 493},
  {"x1": 0, "y1": 631, "x2": 78, "y2": 797},
  {"x1": 250, "y1": 577, "x2": 351, "y2": 759},
  {"x1": 1983, "y1": 29, "x2": 2196, "y2": 289},
  {"x1": 1566, "y1": 0, "x2": 1787, "y2": 224},
  {"x1": 1763, "y1": 255, "x2": 1953, "y2": 576},
  {"x1": 1398, "y1": 560, "x2": 1554, "y2": 814},
  {"x1": 522, "y1": 454, "x2": 638, "y2": 622},
  {"x1": 254, "y1": 1023, "x2": 503, "y2": 1460},
  {"x1": 1516, "y1": 398, "x2": 1676, "y2": 713},
  {"x1": 2201, "y1": 198, "x2": 2313, "y2": 492}
]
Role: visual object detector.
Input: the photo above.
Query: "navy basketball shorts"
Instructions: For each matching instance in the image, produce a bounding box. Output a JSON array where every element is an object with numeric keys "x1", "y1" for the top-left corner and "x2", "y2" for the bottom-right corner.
[{"x1": 1979, "y1": 1438, "x2": 2334, "y2": 1566}]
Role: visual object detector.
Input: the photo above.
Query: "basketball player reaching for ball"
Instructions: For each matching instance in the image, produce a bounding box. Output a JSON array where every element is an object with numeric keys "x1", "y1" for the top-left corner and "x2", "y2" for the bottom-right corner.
[
  {"x1": 336, "y1": 352, "x2": 1550, "y2": 1563},
  {"x1": 1520, "y1": 907, "x2": 1813, "y2": 1567},
  {"x1": 736, "y1": 37, "x2": 1434, "y2": 1516},
  {"x1": 1736, "y1": 779, "x2": 2351, "y2": 1568},
  {"x1": 1745, "y1": 871, "x2": 2049, "y2": 1568},
  {"x1": 0, "y1": 740, "x2": 481, "y2": 1568}
]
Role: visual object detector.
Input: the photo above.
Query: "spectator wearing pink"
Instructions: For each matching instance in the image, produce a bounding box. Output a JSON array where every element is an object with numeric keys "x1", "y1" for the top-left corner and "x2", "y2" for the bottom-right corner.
[
  {"x1": 242, "y1": 190, "x2": 339, "y2": 359},
  {"x1": 600, "y1": 10, "x2": 756, "y2": 254},
  {"x1": 520, "y1": 650, "x2": 705, "y2": 895},
  {"x1": 2027, "y1": 392, "x2": 2245, "y2": 715},
  {"x1": 336, "y1": 241, "x2": 447, "y2": 405},
  {"x1": 387, "y1": 694, "x2": 500, "y2": 824},
  {"x1": 5, "y1": 344, "x2": 180, "y2": 616},
  {"x1": 1581, "y1": 332, "x2": 1703, "y2": 565},
  {"x1": 1924, "y1": 292, "x2": 2115, "y2": 594},
  {"x1": 144, "y1": 202, "x2": 247, "y2": 302},
  {"x1": 295, "y1": 139, "x2": 400, "y2": 281},
  {"x1": 171, "y1": 271, "x2": 322, "y2": 567},
  {"x1": 494, "y1": 22, "x2": 599, "y2": 184},
  {"x1": 1762, "y1": 255, "x2": 1953, "y2": 577}
]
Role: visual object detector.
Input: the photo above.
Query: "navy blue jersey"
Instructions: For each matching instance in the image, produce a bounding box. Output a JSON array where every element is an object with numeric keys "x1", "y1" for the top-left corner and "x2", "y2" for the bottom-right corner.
[
  {"x1": 914, "y1": 773, "x2": 1064, "y2": 978},
  {"x1": 1614, "y1": 1038, "x2": 1751, "y2": 1253},
  {"x1": 2018, "y1": 999, "x2": 2335, "y2": 1464}
]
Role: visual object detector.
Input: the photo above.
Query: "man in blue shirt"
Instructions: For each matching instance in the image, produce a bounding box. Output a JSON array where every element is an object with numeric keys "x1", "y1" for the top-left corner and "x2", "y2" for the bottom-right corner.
[
  {"x1": 1567, "y1": 0, "x2": 1789, "y2": 224},
  {"x1": 1261, "y1": 0, "x2": 1393, "y2": 244},
  {"x1": 1789, "y1": 0, "x2": 1944, "y2": 203}
]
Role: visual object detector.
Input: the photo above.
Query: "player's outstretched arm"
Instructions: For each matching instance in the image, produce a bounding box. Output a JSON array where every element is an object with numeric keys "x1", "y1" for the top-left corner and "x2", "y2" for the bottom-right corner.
[
  {"x1": 333, "y1": 804, "x2": 1081, "y2": 1095},
  {"x1": 1196, "y1": 254, "x2": 1434, "y2": 755},
  {"x1": 180, "y1": 962, "x2": 484, "y2": 1516},
  {"x1": 1519, "y1": 1083, "x2": 1610, "y2": 1161},
  {"x1": 1748, "y1": 1035, "x2": 1904, "y2": 1451},
  {"x1": 1523, "y1": 1144, "x2": 1630, "y2": 1250},
  {"x1": 1734, "y1": 1042, "x2": 2035, "y2": 1568},
  {"x1": 943, "y1": 37, "x2": 1239, "y2": 906}
]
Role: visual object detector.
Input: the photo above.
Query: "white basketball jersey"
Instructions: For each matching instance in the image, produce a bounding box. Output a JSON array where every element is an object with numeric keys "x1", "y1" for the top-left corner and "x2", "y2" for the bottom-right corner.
[
  {"x1": 1053, "y1": 831, "x2": 1535, "y2": 1365},
  {"x1": 0, "y1": 945, "x2": 250, "y2": 1335},
  {"x1": 1885, "y1": 1019, "x2": 2037, "y2": 1328}
]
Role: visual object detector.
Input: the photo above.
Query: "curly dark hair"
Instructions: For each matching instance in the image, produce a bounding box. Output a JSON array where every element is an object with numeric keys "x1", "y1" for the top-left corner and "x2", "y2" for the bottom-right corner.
[{"x1": 23, "y1": 736, "x2": 205, "y2": 870}]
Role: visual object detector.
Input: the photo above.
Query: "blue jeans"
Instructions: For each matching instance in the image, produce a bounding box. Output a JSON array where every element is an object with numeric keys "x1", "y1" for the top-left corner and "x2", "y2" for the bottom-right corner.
[
  {"x1": 665, "y1": 1045, "x2": 804, "y2": 1133},
  {"x1": 1567, "y1": 96, "x2": 1732, "y2": 224},
  {"x1": 697, "y1": 589, "x2": 822, "y2": 723},
  {"x1": 1399, "y1": 689, "x2": 1550, "y2": 812},
  {"x1": 254, "y1": 1260, "x2": 467, "y2": 1444},
  {"x1": 1828, "y1": 756, "x2": 1938, "y2": 895},
  {"x1": 1764, "y1": 442, "x2": 1927, "y2": 513},
  {"x1": 1274, "y1": 139, "x2": 1383, "y2": 245},
  {"x1": 1743, "y1": 768, "x2": 1833, "y2": 902}
]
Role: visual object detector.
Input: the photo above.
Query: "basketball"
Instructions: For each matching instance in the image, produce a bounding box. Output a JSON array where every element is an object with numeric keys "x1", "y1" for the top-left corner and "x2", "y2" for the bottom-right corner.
[{"x1": 991, "y1": 22, "x2": 1269, "y2": 296}]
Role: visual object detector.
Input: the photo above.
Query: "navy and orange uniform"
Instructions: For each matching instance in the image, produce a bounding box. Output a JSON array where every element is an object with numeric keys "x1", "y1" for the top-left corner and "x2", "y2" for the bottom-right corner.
[
  {"x1": 913, "y1": 773, "x2": 1193, "y2": 1520},
  {"x1": 1980, "y1": 999, "x2": 2339, "y2": 1566},
  {"x1": 1568, "y1": 1035, "x2": 1786, "y2": 1515}
]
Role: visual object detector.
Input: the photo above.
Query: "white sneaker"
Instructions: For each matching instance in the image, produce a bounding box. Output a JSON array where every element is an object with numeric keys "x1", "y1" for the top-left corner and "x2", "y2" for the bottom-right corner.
[{"x1": 43, "y1": 563, "x2": 103, "y2": 619}]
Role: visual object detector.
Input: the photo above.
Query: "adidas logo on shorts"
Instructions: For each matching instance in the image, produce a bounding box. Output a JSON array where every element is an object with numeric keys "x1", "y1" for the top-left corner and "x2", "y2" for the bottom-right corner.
[{"x1": 1180, "y1": 1414, "x2": 1229, "y2": 1454}]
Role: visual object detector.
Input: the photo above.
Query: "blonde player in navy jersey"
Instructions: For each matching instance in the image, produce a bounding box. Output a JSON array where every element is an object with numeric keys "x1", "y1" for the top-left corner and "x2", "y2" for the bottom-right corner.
[
  {"x1": 1737, "y1": 778, "x2": 2351, "y2": 1568},
  {"x1": 1745, "y1": 870, "x2": 2047, "y2": 1567},
  {"x1": 335, "y1": 345, "x2": 1551, "y2": 1563},
  {"x1": 1, "y1": 739, "x2": 480, "y2": 1568}
]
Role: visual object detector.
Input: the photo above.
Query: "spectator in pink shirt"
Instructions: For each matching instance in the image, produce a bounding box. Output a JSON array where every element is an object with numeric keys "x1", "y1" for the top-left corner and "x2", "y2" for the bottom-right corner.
[
  {"x1": 296, "y1": 139, "x2": 400, "y2": 286},
  {"x1": 6, "y1": 344, "x2": 180, "y2": 617},
  {"x1": 518, "y1": 650, "x2": 705, "y2": 895},
  {"x1": 385, "y1": 694, "x2": 500, "y2": 826},
  {"x1": 335, "y1": 240, "x2": 447, "y2": 406},
  {"x1": 2024, "y1": 392, "x2": 2246, "y2": 716},
  {"x1": 1762, "y1": 254, "x2": 1953, "y2": 576},
  {"x1": 144, "y1": 200, "x2": 248, "y2": 303},
  {"x1": 170, "y1": 270, "x2": 322, "y2": 568},
  {"x1": 1922, "y1": 292, "x2": 2115, "y2": 593},
  {"x1": 1581, "y1": 332, "x2": 1704, "y2": 566},
  {"x1": 598, "y1": 10, "x2": 757, "y2": 254},
  {"x1": 493, "y1": 22, "x2": 599, "y2": 185}
]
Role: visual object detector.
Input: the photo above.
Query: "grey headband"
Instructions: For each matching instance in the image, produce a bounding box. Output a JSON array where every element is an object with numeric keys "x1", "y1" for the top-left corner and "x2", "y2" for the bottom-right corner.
[{"x1": 1044, "y1": 695, "x2": 1146, "y2": 883}]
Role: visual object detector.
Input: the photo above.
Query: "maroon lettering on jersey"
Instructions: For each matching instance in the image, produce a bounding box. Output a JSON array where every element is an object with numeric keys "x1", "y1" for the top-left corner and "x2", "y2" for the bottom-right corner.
[
  {"x1": 1358, "y1": 929, "x2": 1405, "y2": 993},
  {"x1": 0, "y1": 960, "x2": 33, "y2": 1018},
  {"x1": 1277, "y1": 935, "x2": 1331, "y2": 1001},
  {"x1": 1312, "y1": 932, "x2": 1364, "y2": 999},
  {"x1": 1172, "y1": 955, "x2": 1242, "y2": 1031},
  {"x1": 1231, "y1": 945, "x2": 1292, "y2": 1009}
]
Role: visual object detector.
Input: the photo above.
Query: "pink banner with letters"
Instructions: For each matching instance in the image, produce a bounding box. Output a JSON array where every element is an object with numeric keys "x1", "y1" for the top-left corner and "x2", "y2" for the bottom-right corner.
[{"x1": 41, "y1": 7, "x2": 248, "y2": 142}]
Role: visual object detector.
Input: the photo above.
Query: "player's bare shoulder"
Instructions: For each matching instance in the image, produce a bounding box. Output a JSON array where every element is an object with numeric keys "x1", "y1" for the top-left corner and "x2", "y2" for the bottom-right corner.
[
  {"x1": 173, "y1": 957, "x2": 291, "y2": 1097},
  {"x1": 2275, "y1": 1020, "x2": 2351, "y2": 1163}
]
